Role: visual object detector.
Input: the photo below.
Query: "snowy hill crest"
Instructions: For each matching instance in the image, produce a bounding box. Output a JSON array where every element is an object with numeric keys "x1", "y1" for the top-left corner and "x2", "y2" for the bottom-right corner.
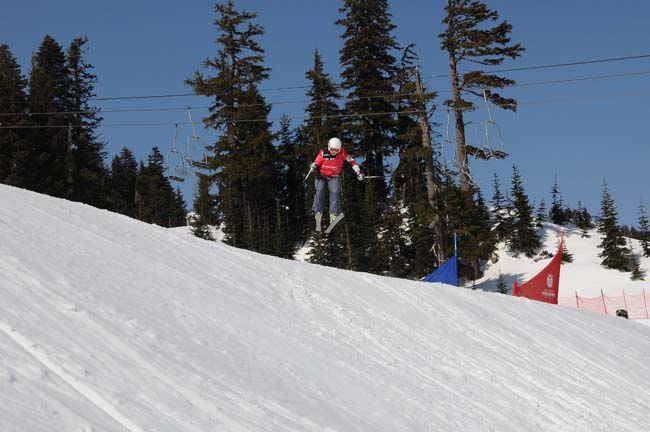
[{"x1": 1, "y1": 184, "x2": 649, "y2": 431}]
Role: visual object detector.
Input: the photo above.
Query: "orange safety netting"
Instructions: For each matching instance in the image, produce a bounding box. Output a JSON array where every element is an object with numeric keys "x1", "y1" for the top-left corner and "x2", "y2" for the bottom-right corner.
[{"x1": 558, "y1": 289, "x2": 650, "y2": 320}]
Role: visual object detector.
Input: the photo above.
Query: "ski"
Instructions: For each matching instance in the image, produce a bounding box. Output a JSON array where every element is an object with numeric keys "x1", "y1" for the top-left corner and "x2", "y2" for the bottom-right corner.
[
  {"x1": 324, "y1": 213, "x2": 344, "y2": 234},
  {"x1": 315, "y1": 212, "x2": 322, "y2": 232}
]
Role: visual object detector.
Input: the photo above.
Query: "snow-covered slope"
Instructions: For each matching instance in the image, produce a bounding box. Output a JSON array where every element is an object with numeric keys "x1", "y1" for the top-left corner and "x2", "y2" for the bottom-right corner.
[
  {"x1": 1, "y1": 184, "x2": 649, "y2": 431},
  {"x1": 476, "y1": 223, "x2": 650, "y2": 299}
]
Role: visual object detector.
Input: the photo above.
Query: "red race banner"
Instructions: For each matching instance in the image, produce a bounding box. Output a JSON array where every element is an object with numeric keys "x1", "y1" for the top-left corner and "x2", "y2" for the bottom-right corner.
[{"x1": 512, "y1": 232, "x2": 564, "y2": 304}]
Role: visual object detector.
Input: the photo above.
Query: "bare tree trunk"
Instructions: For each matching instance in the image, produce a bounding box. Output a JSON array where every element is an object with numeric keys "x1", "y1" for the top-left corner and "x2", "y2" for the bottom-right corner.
[
  {"x1": 413, "y1": 67, "x2": 438, "y2": 209},
  {"x1": 414, "y1": 67, "x2": 447, "y2": 260},
  {"x1": 448, "y1": 56, "x2": 470, "y2": 192}
]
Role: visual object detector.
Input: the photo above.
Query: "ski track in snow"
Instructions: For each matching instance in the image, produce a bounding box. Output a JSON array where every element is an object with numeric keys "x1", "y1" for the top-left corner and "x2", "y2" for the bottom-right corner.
[{"x1": 0, "y1": 320, "x2": 144, "y2": 432}]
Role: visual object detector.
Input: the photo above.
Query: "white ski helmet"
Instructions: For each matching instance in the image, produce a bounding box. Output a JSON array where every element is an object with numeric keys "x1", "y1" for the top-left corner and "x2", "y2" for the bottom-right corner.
[{"x1": 328, "y1": 137, "x2": 342, "y2": 151}]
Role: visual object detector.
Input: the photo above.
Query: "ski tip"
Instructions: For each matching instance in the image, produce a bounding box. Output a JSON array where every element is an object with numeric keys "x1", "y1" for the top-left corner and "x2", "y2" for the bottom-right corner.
[{"x1": 324, "y1": 213, "x2": 344, "y2": 234}]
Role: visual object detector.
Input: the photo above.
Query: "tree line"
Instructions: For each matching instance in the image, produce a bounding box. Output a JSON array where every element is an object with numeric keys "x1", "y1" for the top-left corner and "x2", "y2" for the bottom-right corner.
[
  {"x1": 184, "y1": 0, "x2": 525, "y2": 281},
  {"x1": 0, "y1": 37, "x2": 187, "y2": 227},
  {"x1": 1, "y1": 0, "x2": 647, "y2": 284}
]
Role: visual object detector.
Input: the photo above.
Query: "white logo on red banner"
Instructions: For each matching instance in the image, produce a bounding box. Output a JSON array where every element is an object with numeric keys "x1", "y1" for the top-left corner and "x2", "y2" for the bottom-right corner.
[{"x1": 546, "y1": 273, "x2": 553, "y2": 288}]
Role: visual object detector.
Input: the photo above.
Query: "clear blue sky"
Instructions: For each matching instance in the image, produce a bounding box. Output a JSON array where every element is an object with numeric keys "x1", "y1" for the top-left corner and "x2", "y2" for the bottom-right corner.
[{"x1": 2, "y1": 1, "x2": 650, "y2": 226}]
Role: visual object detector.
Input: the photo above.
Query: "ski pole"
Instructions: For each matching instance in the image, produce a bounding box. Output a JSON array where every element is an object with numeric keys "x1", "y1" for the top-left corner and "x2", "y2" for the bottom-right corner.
[{"x1": 304, "y1": 166, "x2": 314, "y2": 183}]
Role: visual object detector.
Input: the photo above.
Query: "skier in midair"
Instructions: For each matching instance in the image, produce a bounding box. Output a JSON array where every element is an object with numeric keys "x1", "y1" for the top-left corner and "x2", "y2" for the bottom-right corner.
[{"x1": 310, "y1": 137, "x2": 364, "y2": 232}]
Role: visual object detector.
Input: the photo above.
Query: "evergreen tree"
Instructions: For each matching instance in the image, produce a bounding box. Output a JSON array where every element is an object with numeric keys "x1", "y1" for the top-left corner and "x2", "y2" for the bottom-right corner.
[
  {"x1": 13, "y1": 35, "x2": 72, "y2": 197},
  {"x1": 630, "y1": 259, "x2": 645, "y2": 281},
  {"x1": 439, "y1": 0, "x2": 524, "y2": 191},
  {"x1": 270, "y1": 118, "x2": 295, "y2": 259},
  {"x1": 375, "y1": 198, "x2": 411, "y2": 278},
  {"x1": 629, "y1": 249, "x2": 645, "y2": 281},
  {"x1": 549, "y1": 174, "x2": 566, "y2": 225},
  {"x1": 507, "y1": 166, "x2": 540, "y2": 257},
  {"x1": 409, "y1": 197, "x2": 439, "y2": 279},
  {"x1": 135, "y1": 147, "x2": 175, "y2": 227},
  {"x1": 169, "y1": 188, "x2": 188, "y2": 228},
  {"x1": 392, "y1": 44, "x2": 442, "y2": 276},
  {"x1": 574, "y1": 201, "x2": 593, "y2": 237},
  {"x1": 560, "y1": 237, "x2": 573, "y2": 264},
  {"x1": 277, "y1": 115, "x2": 307, "y2": 250},
  {"x1": 439, "y1": 174, "x2": 496, "y2": 281},
  {"x1": 490, "y1": 171, "x2": 510, "y2": 241},
  {"x1": 108, "y1": 147, "x2": 138, "y2": 217},
  {"x1": 186, "y1": 1, "x2": 286, "y2": 256},
  {"x1": 301, "y1": 51, "x2": 350, "y2": 263},
  {"x1": 637, "y1": 200, "x2": 650, "y2": 257},
  {"x1": 191, "y1": 173, "x2": 219, "y2": 240},
  {"x1": 597, "y1": 181, "x2": 630, "y2": 271},
  {"x1": 535, "y1": 198, "x2": 546, "y2": 227},
  {"x1": 66, "y1": 37, "x2": 108, "y2": 208},
  {"x1": 336, "y1": 0, "x2": 400, "y2": 273},
  {"x1": 302, "y1": 50, "x2": 353, "y2": 256},
  {"x1": 0, "y1": 44, "x2": 29, "y2": 184},
  {"x1": 303, "y1": 49, "x2": 342, "y2": 158},
  {"x1": 496, "y1": 271, "x2": 508, "y2": 294},
  {"x1": 272, "y1": 196, "x2": 294, "y2": 259},
  {"x1": 470, "y1": 190, "x2": 498, "y2": 278}
]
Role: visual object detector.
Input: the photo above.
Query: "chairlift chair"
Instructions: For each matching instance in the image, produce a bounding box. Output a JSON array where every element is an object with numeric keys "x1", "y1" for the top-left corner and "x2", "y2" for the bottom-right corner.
[
  {"x1": 185, "y1": 136, "x2": 211, "y2": 170},
  {"x1": 185, "y1": 109, "x2": 211, "y2": 170},
  {"x1": 465, "y1": 122, "x2": 498, "y2": 160},
  {"x1": 166, "y1": 124, "x2": 189, "y2": 182},
  {"x1": 477, "y1": 89, "x2": 508, "y2": 160}
]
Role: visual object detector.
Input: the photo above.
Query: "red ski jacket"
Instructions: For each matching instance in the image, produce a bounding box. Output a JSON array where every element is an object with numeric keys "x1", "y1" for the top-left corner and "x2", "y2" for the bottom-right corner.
[{"x1": 313, "y1": 148, "x2": 358, "y2": 177}]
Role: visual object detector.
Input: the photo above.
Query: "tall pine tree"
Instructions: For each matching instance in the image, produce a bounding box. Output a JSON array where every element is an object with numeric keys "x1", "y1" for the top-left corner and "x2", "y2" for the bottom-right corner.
[
  {"x1": 506, "y1": 166, "x2": 540, "y2": 257},
  {"x1": 490, "y1": 170, "x2": 510, "y2": 241},
  {"x1": 438, "y1": 173, "x2": 495, "y2": 281},
  {"x1": 13, "y1": 35, "x2": 71, "y2": 197},
  {"x1": 597, "y1": 181, "x2": 630, "y2": 271},
  {"x1": 303, "y1": 49, "x2": 342, "y2": 158},
  {"x1": 108, "y1": 147, "x2": 138, "y2": 217},
  {"x1": 135, "y1": 147, "x2": 177, "y2": 227},
  {"x1": 637, "y1": 200, "x2": 650, "y2": 257},
  {"x1": 0, "y1": 45, "x2": 30, "y2": 184},
  {"x1": 302, "y1": 50, "x2": 344, "y2": 246},
  {"x1": 549, "y1": 174, "x2": 566, "y2": 225},
  {"x1": 66, "y1": 37, "x2": 108, "y2": 208},
  {"x1": 192, "y1": 172, "x2": 219, "y2": 240},
  {"x1": 392, "y1": 44, "x2": 441, "y2": 277},
  {"x1": 277, "y1": 115, "x2": 307, "y2": 250},
  {"x1": 336, "y1": 0, "x2": 400, "y2": 273},
  {"x1": 170, "y1": 188, "x2": 188, "y2": 228},
  {"x1": 439, "y1": 0, "x2": 524, "y2": 191},
  {"x1": 535, "y1": 198, "x2": 546, "y2": 227},
  {"x1": 186, "y1": 1, "x2": 286, "y2": 256},
  {"x1": 574, "y1": 201, "x2": 593, "y2": 237}
]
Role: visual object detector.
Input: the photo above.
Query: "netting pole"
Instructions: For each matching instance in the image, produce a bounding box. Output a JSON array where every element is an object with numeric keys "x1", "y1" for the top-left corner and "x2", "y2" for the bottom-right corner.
[
  {"x1": 575, "y1": 291, "x2": 579, "y2": 308},
  {"x1": 623, "y1": 289, "x2": 628, "y2": 313},
  {"x1": 601, "y1": 290, "x2": 608, "y2": 315},
  {"x1": 644, "y1": 287, "x2": 649, "y2": 319}
]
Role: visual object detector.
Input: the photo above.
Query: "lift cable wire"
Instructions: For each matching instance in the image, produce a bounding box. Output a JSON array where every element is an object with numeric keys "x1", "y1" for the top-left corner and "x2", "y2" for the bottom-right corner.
[{"x1": 5, "y1": 53, "x2": 650, "y2": 105}]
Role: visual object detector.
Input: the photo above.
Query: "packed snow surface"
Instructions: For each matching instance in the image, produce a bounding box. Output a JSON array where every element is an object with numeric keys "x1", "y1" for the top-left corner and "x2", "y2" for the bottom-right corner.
[{"x1": 1, "y1": 184, "x2": 649, "y2": 431}]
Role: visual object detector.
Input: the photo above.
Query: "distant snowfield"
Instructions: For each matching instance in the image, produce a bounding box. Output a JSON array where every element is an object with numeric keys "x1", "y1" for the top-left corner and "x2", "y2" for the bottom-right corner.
[
  {"x1": 1, "y1": 184, "x2": 649, "y2": 431},
  {"x1": 474, "y1": 221, "x2": 650, "y2": 299}
]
